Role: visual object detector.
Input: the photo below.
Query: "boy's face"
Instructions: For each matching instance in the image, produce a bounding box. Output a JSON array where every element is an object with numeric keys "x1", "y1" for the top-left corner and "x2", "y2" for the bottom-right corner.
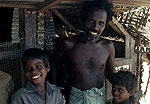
[
  {"x1": 24, "y1": 59, "x2": 50, "y2": 85},
  {"x1": 112, "y1": 85, "x2": 133, "y2": 103}
]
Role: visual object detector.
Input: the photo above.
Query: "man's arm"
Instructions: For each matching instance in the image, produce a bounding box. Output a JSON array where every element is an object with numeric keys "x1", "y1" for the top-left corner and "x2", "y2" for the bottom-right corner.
[
  {"x1": 53, "y1": 37, "x2": 66, "y2": 64},
  {"x1": 53, "y1": 37, "x2": 75, "y2": 86},
  {"x1": 105, "y1": 41, "x2": 115, "y2": 83},
  {"x1": 53, "y1": 37, "x2": 74, "y2": 64}
]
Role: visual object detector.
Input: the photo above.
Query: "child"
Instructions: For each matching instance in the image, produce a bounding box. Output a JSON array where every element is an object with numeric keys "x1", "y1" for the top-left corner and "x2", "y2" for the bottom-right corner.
[
  {"x1": 11, "y1": 48, "x2": 65, "y2": 104},
  {"x1": 109, "y1": 70, "x2": 138, "y2": 104}
]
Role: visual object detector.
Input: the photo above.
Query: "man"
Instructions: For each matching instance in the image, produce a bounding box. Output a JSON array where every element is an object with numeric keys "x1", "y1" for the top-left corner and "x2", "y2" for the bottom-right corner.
[{"x1": 54, "y1": 0, "x2": 115, "y2": 104}]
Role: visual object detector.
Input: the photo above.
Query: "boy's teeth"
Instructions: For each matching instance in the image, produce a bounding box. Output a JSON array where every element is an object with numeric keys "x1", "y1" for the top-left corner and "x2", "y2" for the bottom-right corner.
[
  {"x1": 114, "y1": 97, "x2": 119, "y2": 99},
  {"x1": 32, "y1": 75, "x2": 40, "y2": 79}
]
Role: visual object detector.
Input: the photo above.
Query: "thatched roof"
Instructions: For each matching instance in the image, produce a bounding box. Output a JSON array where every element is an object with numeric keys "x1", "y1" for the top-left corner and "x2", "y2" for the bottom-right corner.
[
  {"x1": 113, "y1": 6, "x2": 150, "y2": 44},
  {"x1": 1, "y1": 0, "x2": 150, "y2": 44},
  {"x1": 1, "y1": 0, "x2": 150, "y2": 9}
]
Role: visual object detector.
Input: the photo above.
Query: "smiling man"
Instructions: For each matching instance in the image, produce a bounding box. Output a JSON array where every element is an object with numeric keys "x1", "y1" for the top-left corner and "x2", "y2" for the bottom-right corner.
[{"x1": 54, "y1": 0, "x2": 115, "y2": 104}]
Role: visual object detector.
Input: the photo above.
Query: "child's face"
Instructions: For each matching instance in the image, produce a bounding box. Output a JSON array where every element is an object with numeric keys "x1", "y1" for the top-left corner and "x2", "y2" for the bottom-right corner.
[
  {"x1": 112, "y1": 85, "x2": 133, "y2": 103},
  {"x1": 24, "y1": 59, "x2": 50, "y2": 85}
]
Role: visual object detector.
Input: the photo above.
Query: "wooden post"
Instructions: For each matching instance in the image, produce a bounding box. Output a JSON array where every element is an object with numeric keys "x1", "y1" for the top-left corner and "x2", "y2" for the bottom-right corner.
[
  {"x1": 19, "y1": 9, "x2": 25, "y2": 49},
  {"x1": 51, "y1": 9, "x2": 81, "y2": 35},
  {"x1": 135, "y1": 38, "x2": 142, "y2": 90},
  {"x1": 25, "y1": 9, "x2": 37, "y2": 49}
]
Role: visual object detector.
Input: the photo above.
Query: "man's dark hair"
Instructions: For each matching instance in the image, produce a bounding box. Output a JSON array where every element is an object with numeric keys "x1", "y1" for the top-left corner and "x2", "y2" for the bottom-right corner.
[
  {"x1": 80, "y1": 0, "x2": 114, "y2": 24},
  {"x1": 22, "y1": 48, "x2": 49, "y2": 68},
  {"x1": 112, "y1": 70, "x2": 137, "y2": 92}
]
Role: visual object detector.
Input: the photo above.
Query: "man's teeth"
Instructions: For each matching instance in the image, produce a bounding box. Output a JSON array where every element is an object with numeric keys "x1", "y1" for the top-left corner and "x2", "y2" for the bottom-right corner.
[
  {"x1": 90, "y1": 31, "x2": 97, "y2": 35},
  {"x1": 32, "y1": 75, "x2": 40, "y2": 79}
]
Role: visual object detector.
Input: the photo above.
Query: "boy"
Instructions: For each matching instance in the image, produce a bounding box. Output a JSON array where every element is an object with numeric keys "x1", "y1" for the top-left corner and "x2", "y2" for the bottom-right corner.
[
  {"x1": 11, "y1": 48, "x2": 64, "y2": 104},
  {"x1": 109, "y1": 70, "x2": 138, "y2": 104}
]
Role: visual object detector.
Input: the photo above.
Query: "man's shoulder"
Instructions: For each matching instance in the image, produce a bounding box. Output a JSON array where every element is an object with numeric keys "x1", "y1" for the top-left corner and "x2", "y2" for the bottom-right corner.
[
  {"x1": 100, "y1": 37, "x2": 113, "y2": 46},
  {"x1": 60, "y1": 36, "x2": 81, "y2": 49},
  {"x1": 64, "y1": 35, "x2": 81, "y2": 42},
  {"x1": 54, "y1": 36, "x2": 76, "y2": 45},
  {"x1": 54, "y1": 34, "x2": 84, "y2": 43}
]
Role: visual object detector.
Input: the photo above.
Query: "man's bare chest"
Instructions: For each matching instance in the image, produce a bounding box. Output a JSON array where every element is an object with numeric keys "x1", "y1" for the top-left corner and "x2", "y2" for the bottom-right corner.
[
  {"x1": 70, "y1": 43, "x2": 108, "y2": 55},
  {"x1": 67, "y1": 43, "x2": 109, "y2": 67}
]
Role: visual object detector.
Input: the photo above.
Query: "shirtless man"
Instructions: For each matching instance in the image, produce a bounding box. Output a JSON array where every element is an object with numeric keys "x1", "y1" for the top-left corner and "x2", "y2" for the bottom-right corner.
[{"x1": 54, "y1": 0, "x2": 115, "y2": 104}]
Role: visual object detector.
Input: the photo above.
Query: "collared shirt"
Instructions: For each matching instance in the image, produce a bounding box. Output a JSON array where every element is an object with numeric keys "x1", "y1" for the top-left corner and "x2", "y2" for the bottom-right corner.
[
  {"x1": 111, "y1": 98, "x2": 133, "y2": 104},
  {"x1": 11, "y1": 81, "x2": 65, "y2": 104}
]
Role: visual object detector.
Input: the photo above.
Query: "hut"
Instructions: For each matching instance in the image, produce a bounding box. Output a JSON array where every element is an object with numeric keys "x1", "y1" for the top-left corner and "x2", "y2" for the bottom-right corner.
[{"x1": 0, "y1": 0, "x2": 150, "y2": 103}]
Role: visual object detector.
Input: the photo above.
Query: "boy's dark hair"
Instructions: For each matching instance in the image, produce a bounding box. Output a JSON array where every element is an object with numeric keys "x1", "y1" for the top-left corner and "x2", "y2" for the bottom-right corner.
[
  {"x1": 22, "y1": 48, "x2": 49, "y2": 68},
  {"x1": 112, "y1": 70, "x2": 137, "y2": 92},
  {"x1": 81, "y1": 0, "x2": 114, "y2": 24}
]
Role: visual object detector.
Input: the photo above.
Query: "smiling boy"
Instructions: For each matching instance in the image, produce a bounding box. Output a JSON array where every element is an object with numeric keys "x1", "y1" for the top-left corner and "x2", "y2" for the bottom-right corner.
[
  {"x1": 11, "y1": 48, "x2": 64, "y2": 104},
  {"x1": 109, "y1": 70, "x2": 138, "y2": 104}
]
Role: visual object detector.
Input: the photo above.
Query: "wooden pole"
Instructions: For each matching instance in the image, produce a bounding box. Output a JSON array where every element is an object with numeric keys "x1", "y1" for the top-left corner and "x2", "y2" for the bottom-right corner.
[{"x1": 51, "y1": 9, "x2": 81, "y2": 35}]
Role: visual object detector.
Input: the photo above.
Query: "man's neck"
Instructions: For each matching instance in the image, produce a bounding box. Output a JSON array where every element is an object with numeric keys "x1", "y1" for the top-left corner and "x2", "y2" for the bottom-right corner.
[{"x1": 81, "y1": 34, "x2": 101, "y2": 44}]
